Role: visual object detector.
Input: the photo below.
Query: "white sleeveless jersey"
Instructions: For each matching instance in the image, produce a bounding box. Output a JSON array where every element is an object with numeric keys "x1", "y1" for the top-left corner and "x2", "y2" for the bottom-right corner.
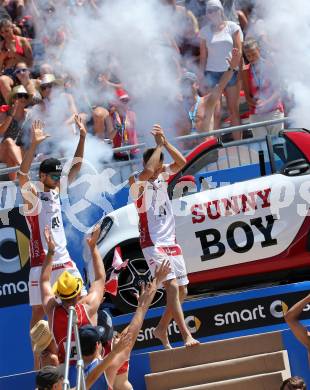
[
  {"x1": 136, "y1": 168, "x2": 176, "y2": 249},
  {"x1": 26, "y1": 190, "x2": 70, "y2": 267}
]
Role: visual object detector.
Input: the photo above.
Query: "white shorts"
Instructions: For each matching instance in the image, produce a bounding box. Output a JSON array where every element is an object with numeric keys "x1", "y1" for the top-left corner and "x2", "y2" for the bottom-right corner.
[
  {"x1": 142, "y1": 244, "x2": 189, "y2": 286},
  {"x1": 28, "y1": 260, "x2": 87, "y2": 306}
]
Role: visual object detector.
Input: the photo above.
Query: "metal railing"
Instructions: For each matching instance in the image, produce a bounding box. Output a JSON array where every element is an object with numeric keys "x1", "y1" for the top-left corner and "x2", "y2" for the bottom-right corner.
[
  {"x1": 63, "y1": 306, "x2": 86, "y2": 390},
  {"x1": 0, "y1": 117, "x2": 289, "y2": 177}
]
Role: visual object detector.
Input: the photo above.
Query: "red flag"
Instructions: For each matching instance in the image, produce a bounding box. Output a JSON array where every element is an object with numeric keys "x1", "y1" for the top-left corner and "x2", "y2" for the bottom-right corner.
[{"x1": 105, "y1": 247, "x2": 128, "y2": 296}]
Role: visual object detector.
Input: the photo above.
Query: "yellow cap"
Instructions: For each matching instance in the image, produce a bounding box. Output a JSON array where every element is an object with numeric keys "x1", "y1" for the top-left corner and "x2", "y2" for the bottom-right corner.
[{"x1": 52, "y1": 271, "x2": 82, "y2": 300}]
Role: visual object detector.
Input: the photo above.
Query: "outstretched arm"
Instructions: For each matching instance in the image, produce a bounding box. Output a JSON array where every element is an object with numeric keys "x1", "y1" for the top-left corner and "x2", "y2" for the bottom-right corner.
[
  {"x1": 40, "y1": 227, "x2": 57, "y2": 318},
  {"x1": 67, "y1": 114, "x2": 87, "y2": 185},
  {"x1": 208, "y1": 47, "x2": 240, "y2": 105},
  {"x1": 284, "y1": 294, "x2": 310, "y2": 350},
  {"x1": 18, "y1": 121, "x2": 49, "y2": 210},
  {"x1": 152, "y1": 125, "x2": 186, "y2": 173},
  {"x1": 82, "y1": 225, "x2": 106, "y2": 318},
  {"x1": 85, "y1": 332, "x2": 132, "y2": 389}
]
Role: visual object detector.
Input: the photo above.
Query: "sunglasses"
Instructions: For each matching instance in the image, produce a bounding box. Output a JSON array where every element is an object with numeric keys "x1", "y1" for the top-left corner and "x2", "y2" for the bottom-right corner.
[
  {"x1": 16, "y1": 93, "x2": 29, "y2": 99},
  {"x1": 14, "y1": 68, "x2": 28, "y2": 75},
  {"x1": 49, "y1": 174, "x2": 61, "y2": 181},
  {"x1": 41, "y1": 83, "x2": 53, "y2": 91}
]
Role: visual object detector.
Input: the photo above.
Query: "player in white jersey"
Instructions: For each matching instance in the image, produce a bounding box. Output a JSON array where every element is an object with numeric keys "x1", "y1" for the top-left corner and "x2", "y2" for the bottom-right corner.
[
  {"x1": 129, "y1": 124, "x2": 199, "y2": 349},
  {"x1": 18, "y1": 117, "x2": 87, "y2": 331}
]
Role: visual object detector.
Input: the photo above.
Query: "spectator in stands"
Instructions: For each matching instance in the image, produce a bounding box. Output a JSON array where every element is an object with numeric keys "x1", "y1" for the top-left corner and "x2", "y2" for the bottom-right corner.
[
  {"x1": 0, "y1": 19, "x2": 33, "y2": 103},
  {"x1": 30, "y1": 320, "x2": 58, "y2": 370},
  {"x1": 177, "y1": 47, "x2": 240, "y2": 139},
  {"x1": 18, "y1": 117, "x2": 87, "y2": 330},
  {"x1": 280, "y1": 376, "x2": 307, "y2": 390},
  {"x1": 40, "y1": 224, "x2": 105, "y2": 384},
  {"x1": 242, "y1": 38, "x2": 284, "y2": 138},
  {"x1": 284, "y1": 293, "x2": 310, "y2": 360},
  {"x1": 109, "y1": 89, "x2": 139, "y2": 161},
  {"x1": 92, "y1": 105, "x2": 113, "y2": 141},
  {"x1": 81, "y1": 261, "x2": 170, "y2": 390},
  {"x1": 0, "y1": 83, "x2": 33, "y2": 181},
  {"x1": 199, "y1": 0, "x2": 242, "y2": 138}
]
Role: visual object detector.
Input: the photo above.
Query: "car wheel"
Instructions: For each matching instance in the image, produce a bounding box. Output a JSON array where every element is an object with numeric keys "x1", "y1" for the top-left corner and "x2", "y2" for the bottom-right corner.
[{"x1": 110, "y1": 248, "x2": 166, "y2": 313}]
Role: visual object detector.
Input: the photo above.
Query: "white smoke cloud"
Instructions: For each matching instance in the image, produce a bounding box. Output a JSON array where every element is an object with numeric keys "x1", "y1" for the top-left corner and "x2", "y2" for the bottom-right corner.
[
  {"x1": 259, "y1": 0, "x2": 310, "y2": 127},
  {"x1": 40, "y1": 0, "x2": 184, "y2": 136}
]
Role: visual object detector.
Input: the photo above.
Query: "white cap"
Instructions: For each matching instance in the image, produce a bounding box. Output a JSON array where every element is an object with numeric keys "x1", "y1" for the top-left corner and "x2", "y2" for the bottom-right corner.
[{"x1": 206, "y1": 0, "x2": 224, "y2": 11}]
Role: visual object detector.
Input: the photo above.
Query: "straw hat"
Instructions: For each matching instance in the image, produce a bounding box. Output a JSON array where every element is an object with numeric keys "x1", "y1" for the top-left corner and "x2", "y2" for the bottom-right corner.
[
  {"x1": 30, "y1": 320, "x2": 53, "y2": 353},
  {"x1": 40, "y1": 73, "x2": 63, "y2": 87},
  {"x1": 52, "y1": 271, "x2": 83, "y2": 300}
]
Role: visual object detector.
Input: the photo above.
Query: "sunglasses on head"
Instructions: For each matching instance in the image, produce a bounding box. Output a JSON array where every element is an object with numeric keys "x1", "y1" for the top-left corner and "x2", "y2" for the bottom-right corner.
[
  {"x1": 41, "y1": 83, "x2": 53, "y2": 91},
  {"x1": 16, "y1": 93, "x2": 28, "y2": 99},
  {"x1": 49, "y1": 173, "x2": 61, "y2": 181},
  {"x1": 14, "y1": 68, "x2": 28, "y2": 76}
]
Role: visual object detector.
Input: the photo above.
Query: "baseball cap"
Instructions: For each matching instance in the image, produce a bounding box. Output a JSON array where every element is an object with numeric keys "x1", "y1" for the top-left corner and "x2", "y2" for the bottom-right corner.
[
  {"x1": 39, "y1": 158, "x2": 63, "y2": 174},
  {"x1": 206, "y1": 0, "x2": 224, "y2": 11},
  {"x1": 36, "y1": 365, "x2": 64, "y2": 389},
  {"x1": 115, "y1": 88, "x2": 130, "y2": 101},
  {"x1": 97, "y1": 309, "x2": 114, "y2": 344},
  {"x1": 79, "y1": 325, "x2": 100, "y2": 356}
]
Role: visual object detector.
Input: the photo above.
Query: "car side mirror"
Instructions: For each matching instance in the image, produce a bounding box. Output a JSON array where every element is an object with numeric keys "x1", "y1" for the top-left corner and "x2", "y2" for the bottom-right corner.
[
  {"x1": 281, "y1": 159, "x2": 310, "y2": 176},
  {"x1": 173, "y1": 175, "x2": 197, "y2": 198}
]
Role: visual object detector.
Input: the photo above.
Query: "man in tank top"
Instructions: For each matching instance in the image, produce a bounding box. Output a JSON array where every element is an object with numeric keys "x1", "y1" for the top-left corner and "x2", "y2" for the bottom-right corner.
[{"x1": 18, "y1": 115, "x2": 87, "y2": 332}]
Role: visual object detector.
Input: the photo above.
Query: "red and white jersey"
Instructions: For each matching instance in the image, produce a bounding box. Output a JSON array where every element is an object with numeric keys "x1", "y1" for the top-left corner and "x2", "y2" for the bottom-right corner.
[
  {"x1": 26, "y1": 190, "x2": 70, "y2": 268},
  {"x1": 51, "y1": 303, "x2": 92, "y2": 364},
  {"x1": 135, "y1": 166, "x2": 176, "y2": 249}
]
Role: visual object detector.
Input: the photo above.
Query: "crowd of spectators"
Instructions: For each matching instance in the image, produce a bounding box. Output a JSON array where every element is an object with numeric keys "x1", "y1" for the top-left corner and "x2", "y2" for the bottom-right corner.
[{"x1": 0, "y1": 0, "x2": 288, "y2": 182}]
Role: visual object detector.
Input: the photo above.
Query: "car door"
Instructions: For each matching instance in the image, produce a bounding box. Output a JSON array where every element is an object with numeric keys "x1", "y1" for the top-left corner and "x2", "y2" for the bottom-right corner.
[{"x1": 169, "y1": 134, "x2": 310, "y2": 276}]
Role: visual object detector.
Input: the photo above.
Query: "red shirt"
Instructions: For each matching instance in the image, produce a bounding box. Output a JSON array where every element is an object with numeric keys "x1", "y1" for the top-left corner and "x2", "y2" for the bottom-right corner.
[
  {"x1": 111, "y1": 110, "x2": 139, "y2": 158},
  {"x1": 52, "y1": 303, "x2": 92, "y2": 364},
  {"x1": 245, "y1": 62, "x2": 284, "y2": 115}
]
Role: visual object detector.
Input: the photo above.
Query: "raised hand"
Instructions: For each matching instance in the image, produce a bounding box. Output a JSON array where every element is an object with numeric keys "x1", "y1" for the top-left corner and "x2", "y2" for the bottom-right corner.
[
  {"x1": 112, "y1": 331, "x2": 132, "y2": 354},
  {"x1": 44, "y1": 226, "x2": 56, "y2": 254},
  {"x1": 154, "y1": 260, "x2": 171, "y2": 286},
  {"x1": 74, "y1": 114, "x2": 87, "y2": 138},
  {"x1": 86, "y1": 224, "x2": 101, "y2": 250},
  {"x1": 151, "y1": 124, "x2": 166, "y2": 147},
  {"x1": 227, "y1": 47, "x2": 240, "y2": 70},
  {"x1": 31, "y1": 120, "x2": 49, "y2": 145},
  {"x1": 135, "y1": 281, "x2": 157, "y2": 309}
]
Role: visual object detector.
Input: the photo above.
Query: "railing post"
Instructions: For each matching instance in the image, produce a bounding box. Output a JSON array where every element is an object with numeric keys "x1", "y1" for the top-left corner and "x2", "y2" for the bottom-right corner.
[
  {"x1": 73, "y1": 320, "x2": 86, "y2": 390},
  {"x1": 62, "y1": 306, "x2": 75, "y2": 390}
]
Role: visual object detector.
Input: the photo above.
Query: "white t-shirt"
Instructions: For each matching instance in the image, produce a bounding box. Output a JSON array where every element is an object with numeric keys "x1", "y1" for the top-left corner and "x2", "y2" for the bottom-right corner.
[{"x1": 200, "y1": 21, "x2": 242, "y2": 72}]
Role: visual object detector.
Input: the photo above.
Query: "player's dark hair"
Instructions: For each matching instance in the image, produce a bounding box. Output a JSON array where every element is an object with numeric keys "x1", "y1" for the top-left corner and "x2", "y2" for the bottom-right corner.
[{"x1": 143, "y1": 148, "x2": 164, "y2": 164}]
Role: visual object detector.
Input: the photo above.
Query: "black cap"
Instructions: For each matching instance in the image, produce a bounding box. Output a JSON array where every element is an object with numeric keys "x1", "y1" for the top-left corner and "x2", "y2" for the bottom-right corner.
[
  {"x1": 97, "y1": 309, "x2": 114, "y2": 344},
  {"x1": 39, "y1": 158, "x2": 63, "y2": 174},
  {"x1": 36, "y1": 365, "x2": 64, "y2": 388},
  {"x1": 79, "y1": 325, "x2": 100, "y2": 356}
]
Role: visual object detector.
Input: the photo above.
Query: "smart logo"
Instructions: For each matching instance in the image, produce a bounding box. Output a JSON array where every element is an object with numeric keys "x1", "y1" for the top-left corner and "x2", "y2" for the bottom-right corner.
[{"x1": 137, "y1": 315, "x2": 201, "y2": 342}]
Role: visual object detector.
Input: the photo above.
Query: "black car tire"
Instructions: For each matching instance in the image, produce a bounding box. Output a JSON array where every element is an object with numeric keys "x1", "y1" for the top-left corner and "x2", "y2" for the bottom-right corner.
[{"x1": 109, "y1": 247, "x2": 166, "y2": 313}]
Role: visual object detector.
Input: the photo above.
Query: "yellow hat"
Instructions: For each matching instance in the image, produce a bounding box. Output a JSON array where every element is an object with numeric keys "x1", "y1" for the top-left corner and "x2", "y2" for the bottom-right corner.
[
  {"x1": 30, "y1": 320, "x2": 53, "y2": 353},
  {"x1": 52, "y1": 271, "x2": 83, "y2": 300}
]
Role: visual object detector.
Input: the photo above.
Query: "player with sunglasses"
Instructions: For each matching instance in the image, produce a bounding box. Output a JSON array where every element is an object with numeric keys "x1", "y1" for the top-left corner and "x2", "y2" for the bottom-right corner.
[{"x1": 17, "y1": 115, "x2": 88, "y2": 366}]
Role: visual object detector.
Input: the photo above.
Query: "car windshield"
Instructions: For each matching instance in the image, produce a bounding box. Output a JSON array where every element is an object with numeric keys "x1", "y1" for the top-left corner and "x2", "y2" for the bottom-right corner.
[{"x1": 169, "y1": 132, "x2": 306, "y2": 198}]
